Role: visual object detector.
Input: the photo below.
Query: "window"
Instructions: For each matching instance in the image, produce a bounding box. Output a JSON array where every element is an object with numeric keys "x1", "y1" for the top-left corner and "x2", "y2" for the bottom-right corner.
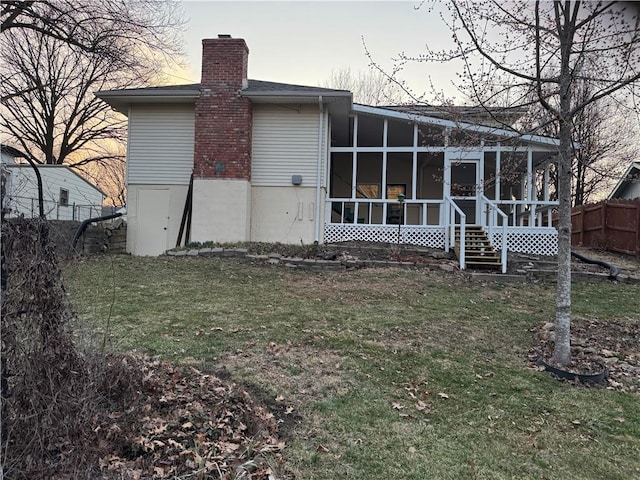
[{"x1": 59, "y1": 188, "x2": 69, "y2": 207}]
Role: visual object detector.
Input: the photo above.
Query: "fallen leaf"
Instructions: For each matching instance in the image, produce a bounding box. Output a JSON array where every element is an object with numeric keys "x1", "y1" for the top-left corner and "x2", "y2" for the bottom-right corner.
[
  {"x1": 438, "y1": 392, "x2": 449, "y2": 399},
  {"x1": 614, "y1": 417, "x2": 625, "y2": 423},
  {"x1": 316, "y1": 444, "x2": 330, "y2": 453},
  {"x1": 392, "y1": 402, "x2": 405, "y2": 410},
  {"x1": 275, "y1": 395, "x2": 284, "y2": 402},
  {"x1": 415, "y1": 400, "x2": 428, "y2": 411}
]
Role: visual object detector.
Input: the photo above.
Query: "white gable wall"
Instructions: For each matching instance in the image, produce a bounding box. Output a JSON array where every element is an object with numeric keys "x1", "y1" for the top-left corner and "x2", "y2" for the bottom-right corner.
[
  {"x1": 126, "y1": 103, "x2": 195, "y2": 255},
  {"x1": 4, "y1": 165, "x2": 104, "y2": 220},
  {"x1": 250, "y1": 104, "x2": 326, "y2": 244}
]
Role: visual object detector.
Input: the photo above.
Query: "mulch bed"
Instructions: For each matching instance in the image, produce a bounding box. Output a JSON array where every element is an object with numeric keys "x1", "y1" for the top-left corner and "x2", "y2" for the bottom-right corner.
[{"x1": 529, "y1": 319, "x2": 640, "y2": 392}]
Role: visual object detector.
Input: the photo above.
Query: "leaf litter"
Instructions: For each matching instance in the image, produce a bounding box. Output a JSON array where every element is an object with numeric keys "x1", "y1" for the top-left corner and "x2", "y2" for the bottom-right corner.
[{"x1": 94, "y1": 353, "x2": 291, "y2": 479}]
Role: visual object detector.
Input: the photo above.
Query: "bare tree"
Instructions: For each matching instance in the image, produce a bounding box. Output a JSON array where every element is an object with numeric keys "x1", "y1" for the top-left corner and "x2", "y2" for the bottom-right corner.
[
  {"x1": 1, "y1": 28, "x2": 128, "y2": 166},
  {"x1": 1, "y1": 0, "x2": 184, "y2": 64},
  {"x1": 395, "y1": 1, "x2": 640, "y2": 366},
  {"x1": 1, "y1": 0, "x2": 185, "y2": 205},
  {"x1": 529, "y1": 86, "x2": 638, "y2": 206},
  {"x1": 75, "y1": 143, "x2": 128, "y2": 208},
  {"x1": 322, "y1": 67, "x2": 408, "y2": 105}
]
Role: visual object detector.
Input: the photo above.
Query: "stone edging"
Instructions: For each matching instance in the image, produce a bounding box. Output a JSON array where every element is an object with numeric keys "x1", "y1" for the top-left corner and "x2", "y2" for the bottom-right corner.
[
  {"x1": 164, "y1": 247, "x2": 458, "y2": 273},
  {"x1": 165, "y1": 247, "x2": 640, "y2": 283}
]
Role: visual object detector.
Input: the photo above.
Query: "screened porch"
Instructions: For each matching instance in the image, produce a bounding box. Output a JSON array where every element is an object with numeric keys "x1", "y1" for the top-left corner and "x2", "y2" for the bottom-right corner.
[{"x1": 323, "y1": 107, "x2": 560, "y2": 257}]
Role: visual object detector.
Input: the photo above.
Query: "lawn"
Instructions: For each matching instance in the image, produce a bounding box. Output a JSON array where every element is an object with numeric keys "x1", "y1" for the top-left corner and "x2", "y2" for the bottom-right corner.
[{"x1": 64, "y1": 255, "x2": 640, "y2": 480}]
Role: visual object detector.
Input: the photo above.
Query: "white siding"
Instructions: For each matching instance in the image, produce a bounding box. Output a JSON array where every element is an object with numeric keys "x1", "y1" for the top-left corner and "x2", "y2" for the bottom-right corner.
[
  {"x1": 252, "y1": 104, "x2": 321, "y2": 186},
  {"x1": 128, "y1": 104, "x2": 195, "y2": 185},
  {"x1": 4, "y1": 165, "x2": 104, "y2": 220}
]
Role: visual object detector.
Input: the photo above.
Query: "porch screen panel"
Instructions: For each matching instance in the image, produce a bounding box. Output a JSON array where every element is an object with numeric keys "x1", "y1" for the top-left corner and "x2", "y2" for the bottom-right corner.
[
  {"x1": 484, "y1": 152, "x2": 497, "y2": 200},
  {"x1": 330, "y1": 153, "x2": 352, "y2": 198},
  {"x1": 499, "y1": 152, "x2": 526, "y2": 201},
  {"x1": 330, "y1": 115, "x2": 354, "y2": 147},
  {"x1": 416, "y1": 153, "x2": 444, "y2": 199},
  {"x1": 386, "y1": 153, "x2": 413, "y2": 199},
  {"x1": 356, "y1": 153, "x2": 382, "y2": 198},
  {"x1": 387, "y1": 119, "x2": 414, "y2": 147},
  {"x1": 417, "y1": 125, "x2": 446, "y2": 147},
  {"x1": 357, "y1": 116, "x2": 384, "y2": 147}
]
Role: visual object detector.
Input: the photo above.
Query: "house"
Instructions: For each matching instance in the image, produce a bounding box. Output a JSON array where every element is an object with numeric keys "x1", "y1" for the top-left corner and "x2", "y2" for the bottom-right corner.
[
  {"x1": 96, "y1": 35, "x2": 561, "y2": 269},
  {"x1": 1, "y1": 145, "x2": 106, "y2": 221},
  {"x1": 608, "y1": 161, "x2": 640, "y2": 200}
]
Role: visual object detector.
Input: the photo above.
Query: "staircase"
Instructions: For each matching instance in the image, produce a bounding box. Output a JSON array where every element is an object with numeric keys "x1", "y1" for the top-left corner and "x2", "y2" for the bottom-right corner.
[{"x1": 454, "y1": 226, "x2": 502, "y2": 271}]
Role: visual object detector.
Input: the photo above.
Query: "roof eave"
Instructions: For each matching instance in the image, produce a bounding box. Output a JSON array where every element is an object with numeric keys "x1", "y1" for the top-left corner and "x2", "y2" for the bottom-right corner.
[
  {"x1": 353, "y1": 104, "x2": 561, "y2": 148},
  {"x1": 608, "y1": 162, "x2": 640, "y2": 199},
  {"x1": 242, "y1": 91, "x2": 352, "y2": 115},
  {"x1": 95, "y1": 90, "x2": 199, "y2": 114}
]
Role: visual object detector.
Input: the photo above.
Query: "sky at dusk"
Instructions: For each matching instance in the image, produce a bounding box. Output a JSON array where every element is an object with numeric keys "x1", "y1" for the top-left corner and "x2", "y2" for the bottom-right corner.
[{"x1": 174, "y1": 0, "x2": 461, "y2": 99}]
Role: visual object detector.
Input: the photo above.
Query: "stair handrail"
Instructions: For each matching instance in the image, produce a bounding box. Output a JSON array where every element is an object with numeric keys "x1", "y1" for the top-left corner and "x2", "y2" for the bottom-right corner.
[
  {"x1": 480, "y1": 195, "x2": 508, "y2": 273},
  {"x1": 444, "y1": 195, "x2": 466, "y2": 270}
]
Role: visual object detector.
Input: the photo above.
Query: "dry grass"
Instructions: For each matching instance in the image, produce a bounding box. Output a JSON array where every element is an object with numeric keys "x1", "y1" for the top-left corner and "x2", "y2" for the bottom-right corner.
[{"x1": 64, "y1": 254, "x2": 640, "y2": 480}]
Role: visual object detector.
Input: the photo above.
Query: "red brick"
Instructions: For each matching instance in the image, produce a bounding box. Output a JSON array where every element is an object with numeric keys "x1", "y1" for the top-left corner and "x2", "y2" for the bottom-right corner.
[{"x1": 194, "y1": 38, "x2": 252, "y2": 180}]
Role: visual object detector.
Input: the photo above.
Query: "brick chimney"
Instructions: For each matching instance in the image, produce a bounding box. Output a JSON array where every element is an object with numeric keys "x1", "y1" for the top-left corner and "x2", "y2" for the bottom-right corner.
[{"x1": 193, "y1": 36, "x2": 252, "y2": 180}]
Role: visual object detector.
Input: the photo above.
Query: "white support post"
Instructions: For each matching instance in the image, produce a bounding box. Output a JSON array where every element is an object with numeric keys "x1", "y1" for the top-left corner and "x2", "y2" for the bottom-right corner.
[
  {"x1": 412, "y1": 124, "x2": 418, "y2": 201},
  {"x1": 382, "y1": 119, "x2": 388, "y2": 224},
  {"x1": 351, "y1": 115, "x2": 358, "y2": 200},
  {"x1": 495, "y1": 145, "x2": 501, "y2": 202},
  {"x1": 527, "y1": 149, "x2": 534, "y2": 226}
]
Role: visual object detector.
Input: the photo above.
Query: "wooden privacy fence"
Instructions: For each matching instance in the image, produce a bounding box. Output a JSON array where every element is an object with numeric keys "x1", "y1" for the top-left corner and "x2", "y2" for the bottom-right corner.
[{"x1": 568, "y1": 199, "x2": 640, "y2": 256}]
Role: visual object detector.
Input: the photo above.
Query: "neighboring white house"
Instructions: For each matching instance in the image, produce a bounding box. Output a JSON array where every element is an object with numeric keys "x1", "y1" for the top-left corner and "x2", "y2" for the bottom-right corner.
[
  {"x1": 608, "y1": 161, "x2": 640, "y2": 200},
  {"x1": 97, "y1": 35, "x2": 562, "y2": 269},
  {"x1": 1, "y1": 145, "x2": 105, "y2": 221}
]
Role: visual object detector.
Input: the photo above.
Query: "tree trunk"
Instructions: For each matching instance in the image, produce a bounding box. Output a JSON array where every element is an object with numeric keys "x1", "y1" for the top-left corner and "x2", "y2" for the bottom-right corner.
[
  {"x1": 554, "y1": 141, "x2": 572, "y2": 366},
  {"x1": 553, "y1": 10, "x2": 574, "y2": 368}
]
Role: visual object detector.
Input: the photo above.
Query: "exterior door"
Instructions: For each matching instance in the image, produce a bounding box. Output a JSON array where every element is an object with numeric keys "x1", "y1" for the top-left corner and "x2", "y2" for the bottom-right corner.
[
  {"x1": 136, "y1": 189, "x2": 170, "y2": 256},
  {"x1": 446, "y1": 153, "x2": 481, "y2": 225}
]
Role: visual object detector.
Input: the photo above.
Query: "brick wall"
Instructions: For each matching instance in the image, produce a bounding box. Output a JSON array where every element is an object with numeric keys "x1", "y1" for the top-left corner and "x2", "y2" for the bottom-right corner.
[{"x1": 194, "y1": 37, "x2": 253, "y2": 181}]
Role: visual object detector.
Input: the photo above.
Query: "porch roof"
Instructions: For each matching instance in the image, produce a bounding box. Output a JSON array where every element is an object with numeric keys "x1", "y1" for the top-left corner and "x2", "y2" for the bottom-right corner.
[{"x1": 353, "y1": 104, "x2": 561, "y2": 149}]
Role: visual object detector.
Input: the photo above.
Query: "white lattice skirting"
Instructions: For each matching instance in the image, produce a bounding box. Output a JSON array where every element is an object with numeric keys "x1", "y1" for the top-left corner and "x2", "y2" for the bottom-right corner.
[
  {"x1": 325, "y1": 224, "x2": 558, "y2": 256},
  {"x1": 324, "y1": 224, "x2": 446, "y2": 248},
  {"x1": 489, "y1": 228, "x2": 558, "y2": 256}
]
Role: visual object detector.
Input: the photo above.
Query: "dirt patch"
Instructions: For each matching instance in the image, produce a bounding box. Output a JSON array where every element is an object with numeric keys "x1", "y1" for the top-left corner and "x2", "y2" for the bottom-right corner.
[
  {"x1": 529, "y1": 319, "x2": 640, "y2": 393},
  {"x1": 221, "y1": 343, "x2": 354, "y2": 409}
]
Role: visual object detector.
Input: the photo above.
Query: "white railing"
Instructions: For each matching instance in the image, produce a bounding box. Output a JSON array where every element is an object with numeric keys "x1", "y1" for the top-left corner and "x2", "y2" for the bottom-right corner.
[
  {"x1": 444, "y1": 195, "x2": 466, "y2": 270},
  {"x1": 492, "y1": 200, "x2": 559, "y2": 227},
  {"x1": 326, "y1": 198, "x2": 443, "y2": 226},
  {"x1": 480, "y1": 195, "x2": 508, "y2": 274}
]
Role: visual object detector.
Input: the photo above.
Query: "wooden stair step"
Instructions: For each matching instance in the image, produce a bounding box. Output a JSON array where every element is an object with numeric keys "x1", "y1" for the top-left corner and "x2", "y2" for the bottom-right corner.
[{"x1": 454, "y1": 226, "x2": 502, "y2": 272}]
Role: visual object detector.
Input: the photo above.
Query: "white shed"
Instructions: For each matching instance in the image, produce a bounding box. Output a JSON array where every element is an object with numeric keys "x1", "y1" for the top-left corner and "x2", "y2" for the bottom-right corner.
[{"x1": 1, "y1": 147, "x2": 105, "y2": 221}]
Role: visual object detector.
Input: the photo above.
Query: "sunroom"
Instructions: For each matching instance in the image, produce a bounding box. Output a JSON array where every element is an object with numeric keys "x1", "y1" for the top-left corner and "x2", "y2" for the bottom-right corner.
[{"x1": 324, "y1": 105, "x2": 560, "y2": 271}]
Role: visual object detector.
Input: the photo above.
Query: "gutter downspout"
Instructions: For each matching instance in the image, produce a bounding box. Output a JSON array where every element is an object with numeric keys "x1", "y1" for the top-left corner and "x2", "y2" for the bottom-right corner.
[{"x1": 314, "y1": 96, "x2": 324, "y2": 243}]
